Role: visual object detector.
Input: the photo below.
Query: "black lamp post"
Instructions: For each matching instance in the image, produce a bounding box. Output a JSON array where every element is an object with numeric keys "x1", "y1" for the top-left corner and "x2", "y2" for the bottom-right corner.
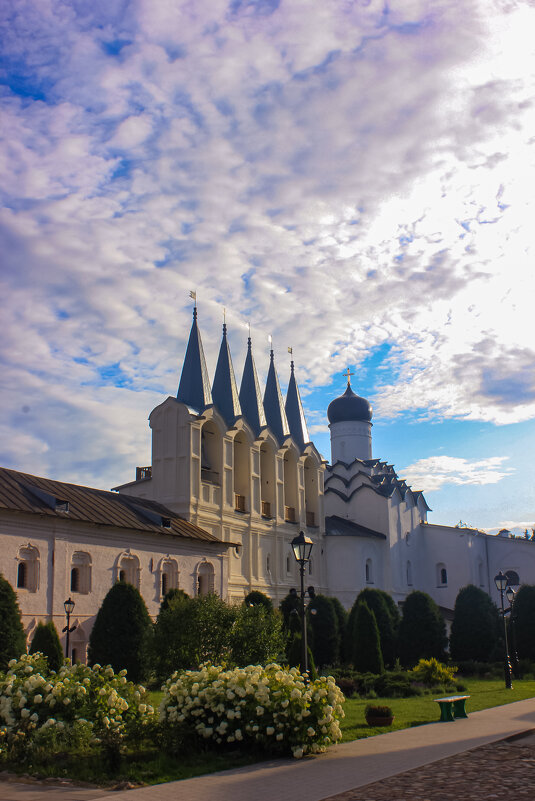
[
  {"x1": 62, "y1": 597, "x2": 76, "y2": 659},
  {"x1": 494, "y1": 572, "x2": 513, "y2": 689},
  {"x1": 291, "y1": 531, "x2": 314, "y2": 678},
  {"x1": 505, "y1": 585, "x2": 520, "y2": 678}
]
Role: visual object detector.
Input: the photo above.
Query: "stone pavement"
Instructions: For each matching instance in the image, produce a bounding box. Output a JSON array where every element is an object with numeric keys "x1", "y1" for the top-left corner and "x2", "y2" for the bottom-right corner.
[{"x1": 0, "y1": 698, "x2": 534, "y2": 801}]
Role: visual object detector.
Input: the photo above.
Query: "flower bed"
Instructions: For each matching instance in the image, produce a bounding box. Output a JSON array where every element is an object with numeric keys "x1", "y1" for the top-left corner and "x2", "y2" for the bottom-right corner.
[
  {"x1": 159, "y1": 663, "x2": 345, "y2": 758},
  {"x1": 0, "y1": 653, "x2": 155, "y2": 762}
]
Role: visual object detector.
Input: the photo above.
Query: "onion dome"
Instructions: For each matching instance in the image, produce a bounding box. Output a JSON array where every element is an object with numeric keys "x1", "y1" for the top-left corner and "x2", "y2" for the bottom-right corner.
[{"x1": 327, "y1": 382, "x2": 372, "y2": 424}]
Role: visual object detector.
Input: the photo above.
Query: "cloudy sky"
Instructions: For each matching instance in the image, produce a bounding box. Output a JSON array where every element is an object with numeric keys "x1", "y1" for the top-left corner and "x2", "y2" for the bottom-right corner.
[{"x1": 1, "y1": 0, "x2": 534, "y2": 535}]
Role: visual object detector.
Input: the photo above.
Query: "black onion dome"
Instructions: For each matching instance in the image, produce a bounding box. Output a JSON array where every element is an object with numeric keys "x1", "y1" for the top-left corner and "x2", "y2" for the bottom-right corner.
[{"x1": 327, "y1": 383, "x2": 373, "y2": 424}]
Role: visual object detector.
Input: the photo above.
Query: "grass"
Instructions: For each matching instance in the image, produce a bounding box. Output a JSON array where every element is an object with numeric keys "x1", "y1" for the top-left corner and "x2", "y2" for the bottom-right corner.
[
  {"x1": 340, "y1": 678, "x2": 535, "y2": 741},
  {"x1": 4, "y1": 679, "x2": 535, "y2": 787}
]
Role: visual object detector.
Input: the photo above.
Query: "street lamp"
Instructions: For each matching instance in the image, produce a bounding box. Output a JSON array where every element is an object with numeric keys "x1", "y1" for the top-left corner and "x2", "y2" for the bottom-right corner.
[
  {"x1": 494, "y1": 572, "x2": 512, "y2": 689},
  {"x1": 291, "y1": 531, "x2": 314, "y2": 678},
  {"x1": 63, "y1": 597, "x2": 77, "y2": 660},
  {"x1": 505, "y1": 585, "x2": 520, "y2": 677}
]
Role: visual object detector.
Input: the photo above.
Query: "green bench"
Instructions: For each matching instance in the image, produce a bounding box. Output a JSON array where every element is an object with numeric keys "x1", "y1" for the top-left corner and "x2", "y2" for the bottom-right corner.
[{"x1": 434, "y1": 695, "x2": 470, "y2": 722}]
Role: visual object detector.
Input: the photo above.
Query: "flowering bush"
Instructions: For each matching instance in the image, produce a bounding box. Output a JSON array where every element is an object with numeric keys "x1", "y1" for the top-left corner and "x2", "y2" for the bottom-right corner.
[
  {"x1": 159, "y1": 663, "x2": 345, "y2": 758},
  {"x1": 0, "y1": 653, "x2": 155, "y2": 762}
]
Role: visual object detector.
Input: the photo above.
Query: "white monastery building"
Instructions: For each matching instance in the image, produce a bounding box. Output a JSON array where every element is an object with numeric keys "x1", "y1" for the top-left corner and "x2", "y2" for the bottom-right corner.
[{"x1": 1, "y1": 306, "x2": 534, "y2": 660}]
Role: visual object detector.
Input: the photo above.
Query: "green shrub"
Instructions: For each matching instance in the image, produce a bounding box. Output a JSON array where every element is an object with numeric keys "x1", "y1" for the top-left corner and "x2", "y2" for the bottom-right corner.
[
  {"x1": 29, "y1": 622, "x2": 63, "y2": 672},
  {"x1": 355, "y1": 589, "x2": 399, "y2": 666},
  {"x1": 244, "y1": 591, "x2": 273, "y2": 612},
  {"x1": 230, "y1": 604, "x2": 285, "y2": 667},
  {"x1": 0, "y1": 574, "x2": 26, "y2": 671},
  {"x1": 450, "y1": 585, "x2": 500, "y2": 662},
  {"x1": 411, "y1": 658, "x2": 457, "y2": 687},
  {"x1": 399, "y1": 591, "x2": 447, "y2": 667},
  {"x1": 308, "y1": 595, "x2": 340, "y2": 669}
]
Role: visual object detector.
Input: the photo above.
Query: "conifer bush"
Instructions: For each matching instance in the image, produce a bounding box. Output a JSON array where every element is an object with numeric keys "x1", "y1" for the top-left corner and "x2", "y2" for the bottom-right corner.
[
  {"x1": 449, "y1": 585, "x2": 500, "y2": 662},
  {"x1": 29, "y1": 622, "x2": 64, "y2": 673},
  {"x1": 308, "y1": 595, "x2": 340, "y2": 668},
  {"x1": 398, "y1": 591, "x2": 447, "y2": 667},
  {"x1": 88, "y1": 581, "x2": 153, "y2": 682},
  {"x1": 352, "y1": 602, "x2": 384, "y2": 674},
  {"x1": 0, "y1": 574, "x2": 26, "y2": 671}
]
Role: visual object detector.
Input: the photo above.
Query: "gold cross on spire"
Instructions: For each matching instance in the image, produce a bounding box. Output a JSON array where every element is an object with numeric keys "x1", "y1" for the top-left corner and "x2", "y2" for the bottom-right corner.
[{"x1": 343, "y1": 367, "x2": 354, "y2": 384}]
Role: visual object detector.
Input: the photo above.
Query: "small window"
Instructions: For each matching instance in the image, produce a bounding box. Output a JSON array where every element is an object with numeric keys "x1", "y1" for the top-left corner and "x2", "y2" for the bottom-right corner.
[
  {"x1": 71, "y1": 567, "x2": 79, "y2": 593},
  {"x1": 17, "y1": 562, "x2": 27, "y2": 588},
  {"x1": 266, "y1": 554, "x2": 271, "y2": 573},
  {"x1": 505, "y1": 570, "x2": 520, "y2": 588},
  {"x1": 441, "y1": 568, "x2": 447, "y2": 585},
  {"x1": 308, "y1": 558, "x2": 313, "y2": 576},
  {"x1": 286, "y1": 555, "x2": 291, "y2": 574},
  {"x1": 119, "y1": 569, "x2": 126, "y2": 582},
  {"x1": 365, "y1": 558, "x2": 373, "y2": 584},
  {"x1": 437, "y1": 563, "x2": 447, "y2": 586},
  {"x1": 161, "y1": 572, "x2": 168, "y2": 597},
  {"x1": 197, "y1": 562, "x2": 215, "y2": 596},
  {"x1": 407, "y1": 561, "x2": 413, "y2": 586},
  {"x1": 117, "y1": 553, "x2": 140, "y2": 588}
]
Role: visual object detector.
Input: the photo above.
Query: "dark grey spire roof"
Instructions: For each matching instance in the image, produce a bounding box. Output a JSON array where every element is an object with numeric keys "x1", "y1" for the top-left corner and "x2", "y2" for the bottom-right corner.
[
  {"x1": 176, "y1": 307, "x2": 213, "y2": 412},
  {"x1": 285, "y1": 361, "x2": 310, "y2": 452},
  {"x1": 239, "y1": 337, "x2": 266, "y2": 437},
  {"x1": 212, "y1": 323, "x2": 242, "y2": 427},
  {"x1": 263, "y1": 349, "x2": 290, "y2": 446}
]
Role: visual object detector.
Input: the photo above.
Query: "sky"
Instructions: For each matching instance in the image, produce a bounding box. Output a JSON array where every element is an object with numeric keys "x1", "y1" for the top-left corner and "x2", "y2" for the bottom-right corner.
[{"x1": 1, "y1": 0, "x2": 534, "y2": 536}]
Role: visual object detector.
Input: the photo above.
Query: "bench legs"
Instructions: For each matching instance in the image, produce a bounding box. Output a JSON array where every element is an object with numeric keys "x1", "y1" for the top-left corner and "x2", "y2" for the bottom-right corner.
[
  {"x1": 437, "y1": 699, "x2": 468, "y2": 722},
  {"x1": 437, "y1": 701, "x2": 455, "y2": 722}
]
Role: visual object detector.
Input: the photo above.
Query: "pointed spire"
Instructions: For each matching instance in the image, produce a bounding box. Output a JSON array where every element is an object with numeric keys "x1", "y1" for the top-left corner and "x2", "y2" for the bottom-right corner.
[
  {"x1": 212, "y1": 323, "x2": 242, "y2": 427},
  {"x1": 285, "y1": 360, "x2": 310, "y2": 452},
  {"x1": 239, "y1": 337, "x2": 266, "y2": 437},
  {"x1": 177, "y1": 306, "x2": 213, "y2": 411},
  {"x1": 263, "y1": 349, "x2": 290, "y2": 446}
]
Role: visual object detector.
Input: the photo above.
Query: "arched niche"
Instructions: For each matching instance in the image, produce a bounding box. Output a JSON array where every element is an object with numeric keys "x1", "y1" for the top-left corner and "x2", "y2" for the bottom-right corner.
[
  {"x1": 283, "y1": 447, "x2": 298, "y2": 522},
  {"x1": 159, "y1": 557, "x2": 179, "y2": 597},
  {"x1": 201, "y1": 419, "x2": 223, "y2": 485},
  {"x1": 260, "y1": 440, "x2": 276, "y2": 518},
  {"x1": 70, "y1": 551, "x2": 91, "y2": 594},
  {"x1": 17, "y1": 545, "x2": 40, "y2": 592},
  {"x1": 116, "y1": 552, "x2": 140, "y2": 589},
  {"x1": 233, "y1": 430, "x2": 250, "y2": 512},
  {"x1": 304, "y1": 455, "x2": 319, "y2": 526}
]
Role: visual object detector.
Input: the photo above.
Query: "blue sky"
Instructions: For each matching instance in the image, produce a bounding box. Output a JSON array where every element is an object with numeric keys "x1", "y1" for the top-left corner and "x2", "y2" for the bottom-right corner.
[{"x1": 1, "y1": 0, "x2": 534, "y2": 535}]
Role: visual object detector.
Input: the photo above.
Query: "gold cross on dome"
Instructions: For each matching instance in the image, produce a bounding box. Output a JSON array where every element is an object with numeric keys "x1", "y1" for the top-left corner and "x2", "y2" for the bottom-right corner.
[{"x1": 343, "y1": 367, "x2": 354, "y2": 384}]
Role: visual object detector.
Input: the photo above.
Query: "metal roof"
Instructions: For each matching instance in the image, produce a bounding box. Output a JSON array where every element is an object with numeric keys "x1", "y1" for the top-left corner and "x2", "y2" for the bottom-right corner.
[
  {"x1": 263, "y1": 349, "x2": 290, "y2": 446},
  {"x1": 212, "y1": 323, "x2": 242, "y2": 427},
  {"x1": 325, "y1": 514, "x2": 386, "y2": 540},
  {"x1": 285, "y1": 361, "x2": 310, "y2": 452},
  {"x1": 239, "y1": 337, "x2": 267, "y2": 437},
  {"x1": 0, "y1": 466, "x2": 223, "y2": 544},
  {"x1": 176, "y1": 307, "x2": 213, "y2": 412}
]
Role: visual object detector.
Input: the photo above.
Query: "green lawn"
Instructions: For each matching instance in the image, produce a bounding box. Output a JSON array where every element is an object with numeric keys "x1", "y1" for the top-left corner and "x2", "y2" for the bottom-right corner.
[{"x1": 340, "y1": 679, "x2": 535, "y2": 741}]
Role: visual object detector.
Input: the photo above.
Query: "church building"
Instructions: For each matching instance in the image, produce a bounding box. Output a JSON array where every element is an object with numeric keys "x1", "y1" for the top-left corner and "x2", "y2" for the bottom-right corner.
[{"x1": 1, "y1": 305, "x2": 534, "y2": 660}]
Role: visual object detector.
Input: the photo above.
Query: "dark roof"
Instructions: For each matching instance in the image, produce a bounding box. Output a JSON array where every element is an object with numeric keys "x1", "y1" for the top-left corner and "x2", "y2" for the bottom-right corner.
[
  {"x1": 263, "y1": 350, "x2": 290, "y2": 446},
  {"x1": 212, "y1": 323, "x2": 242, "y2": 427},
  {"x1": 0, "y1": 466, "x2": 223, "y2": 544},
  {"x1": 325, "y1": 515, "x2": 386, "y2": 540},
  {"x1": 176, "y1": 307, "x2": 213, "y2": 412},
  {"x1": 285, "y1": 361, "x2": 310, "y2": 452},
  {"x1": 327, "y1": 382, "x2": 372, "y2": 424},
  {"x1": 238, "y1": 337, "x2": 267, "y2": 437}
]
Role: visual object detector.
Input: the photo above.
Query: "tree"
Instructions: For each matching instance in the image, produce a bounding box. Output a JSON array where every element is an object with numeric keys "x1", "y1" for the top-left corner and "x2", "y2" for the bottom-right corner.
[
  {"x1": 352, "y1": 602, "x2": 384, "y2": 674},
  {"x1": 230, "y1": 604, "x2": 285, "y2": 666},
  {"x1": 286, "y1": 632, "x2": 317, "y2": 679},
  {"x1": 449, "y1": 585, "x2": 500, "y2": 662},
  {"x1": 153, "y1": 593, "x2": 237, "y2": 677},
  {"x1": 0, "y1": 574, "x2": 26, "y2": 671},
  {"x1": 244, "y1": 590, "x2": 274, "y2": 612},
  {"x1": 513, "y1": 585, "x2": 535, "y2": 661},
  {"x1": 328, "y1": 596, "x2": 349, "y2": 663},
  {"x1": 399, "y1": 591, "x2": 447, "y2": 667},
  {"x1": 88, "y1": 581, "x2": 153, "y2": 682},
  {"x1": 308, "y1": 595, "x2": 340, "y2": 669},
  {"x1": 29, "y1": 621, "x2": 63, "y2": 672},
  {"x1": 356, "y1": 588, "x2": 399, "y2": 667}
]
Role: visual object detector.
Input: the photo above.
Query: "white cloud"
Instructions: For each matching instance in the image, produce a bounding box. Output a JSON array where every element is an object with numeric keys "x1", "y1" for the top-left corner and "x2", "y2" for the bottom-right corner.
[{"x1": 400, "y1": 455, "x2": 515, "y2": 492}]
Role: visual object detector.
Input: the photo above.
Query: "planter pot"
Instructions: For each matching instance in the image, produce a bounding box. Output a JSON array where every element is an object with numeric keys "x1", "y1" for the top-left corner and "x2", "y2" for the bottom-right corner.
[{"x1": 366, "y1": 716, "x2": 394, "y2": 727}]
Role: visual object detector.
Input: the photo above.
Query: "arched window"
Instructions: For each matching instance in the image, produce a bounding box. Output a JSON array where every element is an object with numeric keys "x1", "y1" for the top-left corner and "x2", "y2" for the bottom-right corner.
[
  {"x1": 437, "y1": 563, "x2": 447, "y2": 586},
  {"x1": 71, "y1": 552, "x2": 91, "y2": 594},
  {"x1": 197, "y1": 562, "x2": 215, "y2": 596},
  {"x1": 505, "y1": 570, "x2": 520, "y2": 588},
  {"x1": 117, "y1": 553, "x2": 140, "y2": 588},
  {"x1": 407, "y1": 561, "x2": 413, "y2": 586},
  {"x1": 365, "y1": 558, "x2": 373, "y2": 584},
  {"x1": 160, "y1": 558, "x2": 179, "y2": 598},
  {"x1": 17, "y1": 545, "x2": 39, "y2": 592}
]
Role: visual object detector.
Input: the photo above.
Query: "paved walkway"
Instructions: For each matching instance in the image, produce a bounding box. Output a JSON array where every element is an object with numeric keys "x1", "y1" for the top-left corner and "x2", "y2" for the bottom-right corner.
[{"x1": 1, "y1": 698, "x2": 534, "y2": 801}]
